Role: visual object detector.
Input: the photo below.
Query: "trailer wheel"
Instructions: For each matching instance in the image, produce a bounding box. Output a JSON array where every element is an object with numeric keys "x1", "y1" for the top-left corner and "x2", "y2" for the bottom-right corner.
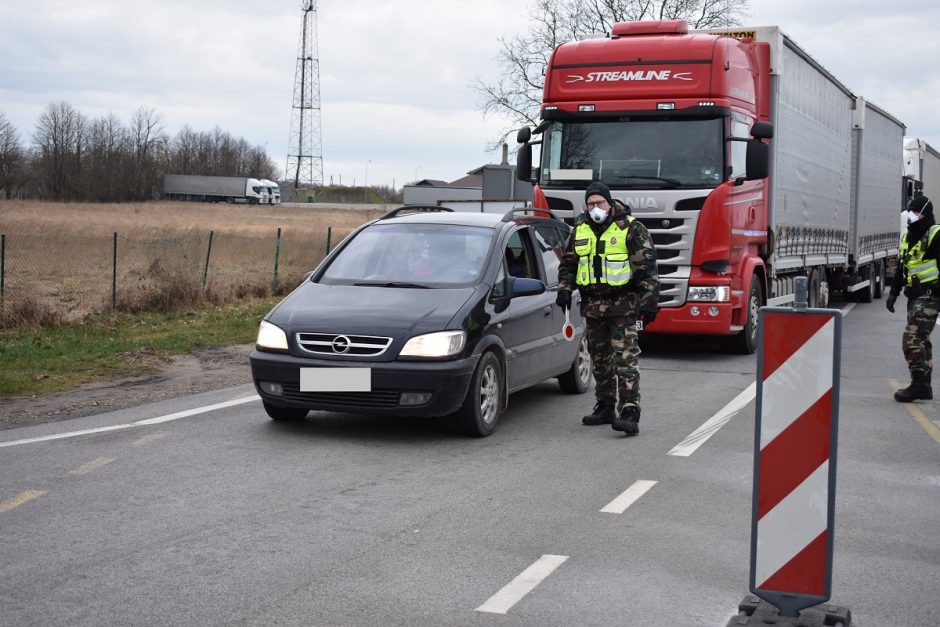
[
  {"x1": 721, "y1": 274, "x2": 762, "y2": 354},
  {"x1": 873, "y1": 261, "x2": 884, "y2": 299}
]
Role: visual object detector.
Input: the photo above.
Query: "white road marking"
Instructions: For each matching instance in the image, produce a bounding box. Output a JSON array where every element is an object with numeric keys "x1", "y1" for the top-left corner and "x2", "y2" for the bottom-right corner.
[
  {"x1": 600, "y1": 479, "x2": 657, "y2": 514},
  {"x1": 475, "y1": 554, "x2": 569, "y2": 614},
  {"x1": 841, "y1": 302, "x2": 856, "y2": 316},
  {"x1": 0, "y1": 396, "x2": 260, "y2": 449},
  {"x1": 0, "y1": 490, "x2": 46, "y2": 513},
  {"x1": 668, "y1": 382, "x2": 756, "y2": 457}
]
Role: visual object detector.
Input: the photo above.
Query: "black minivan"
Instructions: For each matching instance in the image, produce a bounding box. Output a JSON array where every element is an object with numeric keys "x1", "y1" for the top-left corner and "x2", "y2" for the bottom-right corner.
[{"x1": 249, "y1": 206, "x2": 592, "y2": 436}]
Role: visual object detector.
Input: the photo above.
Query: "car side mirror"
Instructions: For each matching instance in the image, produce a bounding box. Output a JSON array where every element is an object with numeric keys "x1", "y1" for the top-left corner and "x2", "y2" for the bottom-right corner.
[{"x1": 510, "y1": 276, "x2": 546, "y2": 298}]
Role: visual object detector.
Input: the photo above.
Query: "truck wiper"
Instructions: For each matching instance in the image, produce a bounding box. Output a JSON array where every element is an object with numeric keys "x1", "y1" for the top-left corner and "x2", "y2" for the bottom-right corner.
[
  {"x1": 353, "y1": 281, "x2": 431, "y2": 289},
  {"x1": 616, "y1": 175, "x2": 682, "y2": 188}
]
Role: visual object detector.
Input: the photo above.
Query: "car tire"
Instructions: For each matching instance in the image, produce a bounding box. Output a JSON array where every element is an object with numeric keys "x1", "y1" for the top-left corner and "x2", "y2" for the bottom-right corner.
[
  {"x1": 263, "y1": 401, "x2": 308, "y2": 421},
  {"x1": 558, "y1": 336, "x2": 592, "y2": 394},
  {"x1": 452, "y1": 351, "x2": 503, "y2": 437}
]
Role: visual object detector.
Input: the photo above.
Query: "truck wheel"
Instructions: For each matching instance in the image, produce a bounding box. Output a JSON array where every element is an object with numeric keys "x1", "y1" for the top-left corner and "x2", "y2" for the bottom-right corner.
[
  {"x1": 873, "y1": 261, "x2": 884, "y2": 299},
  {"x1": 263, "y1": 401, "x2": 308, "y2": 421},
  {"x1": 558, "y1": 337, "x2": 592, "y2": 394},
  {"x1": 721, "y1": 275, "x2": 762, "y2": 354},
  {"x1": 451, "y1": 351, "x2": 503, "y2": 437}
]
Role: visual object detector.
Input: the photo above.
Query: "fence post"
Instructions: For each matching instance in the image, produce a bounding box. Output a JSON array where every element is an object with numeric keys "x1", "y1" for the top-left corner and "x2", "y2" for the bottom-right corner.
[
  {"x1": 326, "y1": 226, "x2": 332, "y2": 254},
  {"x1": 272, "y1": 227, "x2": 282, "y2": 294},
  {"x1": 1, "y1": 233, "x2": 5, "y2": 313},
  {"x1": 111, "y1": 232, "x2": 118, "y2": 309},
  {"x1": 203, "y1": 230, "x2": 214, "y2": 291}
]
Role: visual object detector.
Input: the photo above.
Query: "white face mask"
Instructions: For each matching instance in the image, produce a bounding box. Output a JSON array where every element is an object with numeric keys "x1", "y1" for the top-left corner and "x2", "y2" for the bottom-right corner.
[
  {"x1": 907, "y1": 211, "x2": 922, "y2": 224},
  {"x1": 589, "y1": 207, "x2": 608, "y2": 223}
]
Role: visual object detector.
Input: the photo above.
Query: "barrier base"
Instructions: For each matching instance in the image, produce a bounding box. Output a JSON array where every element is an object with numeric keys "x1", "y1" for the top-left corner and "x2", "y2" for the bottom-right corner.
[{"x1": 727, "y1": 596, "x2": 852, "y2": 626}]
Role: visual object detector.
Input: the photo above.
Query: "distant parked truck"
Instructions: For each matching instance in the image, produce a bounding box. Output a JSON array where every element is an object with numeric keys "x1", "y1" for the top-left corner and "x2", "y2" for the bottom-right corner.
[
  {"x1": 903, "y1": 138, "x2": 940, "y2": 204},
  {"x1": 163, "y1": 174, "x2": 264, "y2": 204},
  {"x1": 261, "y1": 179, "x2": 281, "y2": 205}
]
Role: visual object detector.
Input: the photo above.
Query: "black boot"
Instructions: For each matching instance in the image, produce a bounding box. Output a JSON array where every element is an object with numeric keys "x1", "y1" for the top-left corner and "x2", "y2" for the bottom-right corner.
[
  {"x1": 894, "y1": 375, "x2": 933, "y2": 402},
  {"x1": 612, "y1": 406, "x2": 640, "y2": 435},
  {"x1": 582, "y1": 403, "x2": 616, "y2": 425}
]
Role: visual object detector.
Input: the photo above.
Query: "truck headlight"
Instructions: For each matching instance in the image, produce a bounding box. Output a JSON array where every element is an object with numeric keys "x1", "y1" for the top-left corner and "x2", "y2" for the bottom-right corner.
[
  {"x1": 400, "y1": 331, "x2": 466, "y2": 358},
  {"x1": 688, "y1": 286, "x2": 731, "y2": 302},
  {"x1": 256, "y1": 320, "x2": 288, "y2": 350}
]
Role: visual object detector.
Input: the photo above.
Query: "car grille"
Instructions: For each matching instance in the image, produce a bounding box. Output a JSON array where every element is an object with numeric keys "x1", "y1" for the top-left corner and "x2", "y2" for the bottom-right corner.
[
  {"x1": 281, "y1": 383, "x2": 401, "y2": 408},
  {"x1": 296, "y1": 333, "x2": 393, "y2": 357}
]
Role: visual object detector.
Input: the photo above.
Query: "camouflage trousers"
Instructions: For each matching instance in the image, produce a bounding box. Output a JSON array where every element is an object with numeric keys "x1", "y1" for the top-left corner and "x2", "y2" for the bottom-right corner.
[
  {"x1": 903, "y1": 294, "x2": 940, "y2": 377},
  {"x1": 585, "y1": 315, "x2": 641, "y2": 411}
]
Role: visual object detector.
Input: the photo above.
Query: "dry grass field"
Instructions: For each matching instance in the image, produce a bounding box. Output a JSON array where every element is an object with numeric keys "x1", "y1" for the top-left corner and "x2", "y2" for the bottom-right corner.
[{"x1": 0, "y1": 200, "x2": 388, "y2": 327}]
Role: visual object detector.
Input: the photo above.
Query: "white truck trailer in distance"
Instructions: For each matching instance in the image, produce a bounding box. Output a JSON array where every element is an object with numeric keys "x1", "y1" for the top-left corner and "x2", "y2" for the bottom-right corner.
[{"x1": 163, "y1": 174, "x2": 264, "y2": 204}]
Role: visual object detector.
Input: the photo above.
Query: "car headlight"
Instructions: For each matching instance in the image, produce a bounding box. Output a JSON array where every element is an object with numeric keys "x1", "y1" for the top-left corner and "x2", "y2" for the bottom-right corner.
[
  {"x1": 256, "y1": 320, "x2": 288, "y2": 350},
  {"x1": 400, "y1": 331, "x2": 466, "y2": 358},
  {"x1": 687, "y1": 286, "x2": 731, "y2": 302}
]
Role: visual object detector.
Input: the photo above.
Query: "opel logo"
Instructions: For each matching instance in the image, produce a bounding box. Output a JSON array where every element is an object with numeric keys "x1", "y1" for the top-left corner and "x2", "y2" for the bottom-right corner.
[{"x1": 331, "y1": 335, "x2": 351, "y2": 354}]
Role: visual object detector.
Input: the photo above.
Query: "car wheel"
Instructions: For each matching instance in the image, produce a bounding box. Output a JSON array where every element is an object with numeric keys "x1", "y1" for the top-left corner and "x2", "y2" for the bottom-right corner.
[
  {"x1": 263, "y1": 401, "x2": 308, "y2": 421},
  {"x1": 453, "y1": 351, "x2": 503, "y2": 437},
  {"x1": 721, "y1": 274, "x2": 762, "y2": 355},
  {"x1": 558, "y1": 336, "x2": 592, "y2": 394}
]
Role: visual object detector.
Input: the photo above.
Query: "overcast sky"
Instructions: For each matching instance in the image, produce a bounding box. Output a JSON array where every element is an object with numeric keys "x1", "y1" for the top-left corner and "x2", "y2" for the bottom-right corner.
[{"x1": 1, "y1": 0, "x2": 937, "y2": 190}]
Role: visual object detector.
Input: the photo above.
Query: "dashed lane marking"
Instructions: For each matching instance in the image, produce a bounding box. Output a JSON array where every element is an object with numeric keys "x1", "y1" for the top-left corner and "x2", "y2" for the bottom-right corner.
[
  {"x1": 890, "y1": 380, "x2": 940, "y2": 445},
  {"x1": 0, "y1": 396, "x2": 260, "y2": 449},
  {"x1": 0, "y1": 490, "x2": 46, "y2": 514},
  {"x1": 70, "y1": 456, "x2": 117, "y2": 475},
  {"x1": 133, "y1": 432, "x2": 169, "y2": 446},
  {"x1": 600, "y1": 480, "x2": 657, "y2": 514},
  {"x1": 475, "y1": 554, "x2": 569, "y2": 615},
  {"x1": 668, "y1": 383, "x2": 756, "y2": 457}
]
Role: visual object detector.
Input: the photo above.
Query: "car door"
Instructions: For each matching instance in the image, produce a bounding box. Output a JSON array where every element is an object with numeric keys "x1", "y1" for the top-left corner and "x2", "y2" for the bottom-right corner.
[
  {"x1": 500, "y1": 227, "x2": 557, "y2": 390},
  {"x1": 531, "y1": 222, "x2": 582, "y2": 376}
]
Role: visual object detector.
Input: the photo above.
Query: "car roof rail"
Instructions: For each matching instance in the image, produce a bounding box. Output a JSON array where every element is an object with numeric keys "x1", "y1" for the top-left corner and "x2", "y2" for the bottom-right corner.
[
  {"x1": 381, "y1": 205, "x2": 455, "y2": 219},
  {"x1": 501, "y1": 207, "x2": 559, "y2": 222}
]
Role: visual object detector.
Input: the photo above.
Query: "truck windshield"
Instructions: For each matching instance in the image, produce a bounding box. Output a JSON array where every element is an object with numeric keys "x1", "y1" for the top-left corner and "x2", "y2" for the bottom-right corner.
[{"x1": 539, "y1": 118, "x2": 724, "y2": 189}]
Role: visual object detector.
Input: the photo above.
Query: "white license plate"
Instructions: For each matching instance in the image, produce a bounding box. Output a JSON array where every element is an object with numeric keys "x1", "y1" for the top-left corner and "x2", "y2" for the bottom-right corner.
[
  {"x1": 635, "y1": 320, "x2": 643, "y2": 331},
  {"x1": 300, "y1": 368, "x2": 371, "y2": 392}
]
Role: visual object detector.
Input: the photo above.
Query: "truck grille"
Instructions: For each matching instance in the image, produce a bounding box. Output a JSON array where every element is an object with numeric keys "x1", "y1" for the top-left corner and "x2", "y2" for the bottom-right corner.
[
  {"x1": 296, "y1": 333, "x2": 393, "y2": 357},
  {"x1": 281, "y1": 383, "x2": 401, "y2": 408}
]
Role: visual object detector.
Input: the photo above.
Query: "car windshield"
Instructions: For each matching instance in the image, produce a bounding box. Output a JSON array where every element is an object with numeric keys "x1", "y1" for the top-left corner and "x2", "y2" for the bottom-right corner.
[
  {"x1": 319, "y1": 223, "x2": 494, "y2": 287},
  {"x1": 539, "y1": 118, "x2": 724, "y2": 189}
]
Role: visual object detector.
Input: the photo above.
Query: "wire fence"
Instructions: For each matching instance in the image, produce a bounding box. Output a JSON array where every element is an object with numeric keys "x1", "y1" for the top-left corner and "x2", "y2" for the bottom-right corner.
[{"x1": 0, "y1": 226, "x2": 349, "y2": 328}]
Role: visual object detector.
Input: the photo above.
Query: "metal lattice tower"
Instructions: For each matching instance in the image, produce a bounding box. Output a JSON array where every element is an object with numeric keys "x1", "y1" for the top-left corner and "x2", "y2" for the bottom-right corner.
[{"x1": 286, "y1": 0, "x2": 324, "y2": 189}]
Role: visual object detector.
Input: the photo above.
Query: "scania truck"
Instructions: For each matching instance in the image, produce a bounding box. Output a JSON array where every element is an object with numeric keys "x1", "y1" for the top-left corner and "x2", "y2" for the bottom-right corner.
[
  {"x1": 516, "y1": 21, "x2": 905, "y2": 352},
  {"x1": 163, "y1": 174, "x2": 265, "y2": 204}
]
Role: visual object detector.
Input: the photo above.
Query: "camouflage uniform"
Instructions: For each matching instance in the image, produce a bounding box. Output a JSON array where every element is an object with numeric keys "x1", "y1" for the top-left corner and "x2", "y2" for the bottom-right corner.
[
  {"x1": 903, "y1": 293, "x2": 940, "y2": 378},
  {"x1": 558, "y1": 203, "x2": 659, "y2": 412}
]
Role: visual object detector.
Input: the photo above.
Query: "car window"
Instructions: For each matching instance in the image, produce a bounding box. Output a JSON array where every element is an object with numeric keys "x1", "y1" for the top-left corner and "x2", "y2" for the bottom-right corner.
[
  {"x1": 319, "y1": 223, "x2": 493, "y2": 286},
  {"x1": 533, "y1": 224, "x2": 566, "y2": 287},
  {"x1": 504, "y1": 229, "x2": 537, "y2": 279},
  {"x1": 491, "y1": 261, "x2": 508, "y2": 299}
]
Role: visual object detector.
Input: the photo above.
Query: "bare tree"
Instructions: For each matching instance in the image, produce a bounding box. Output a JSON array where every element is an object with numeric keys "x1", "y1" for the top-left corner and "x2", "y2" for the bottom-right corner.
[
  {"x1": 33, "y1": 101, "x2": 87, "y2": 199},
  {"x1": 472, "y1": 0, "x2": 750, "y2": 147},
  {"x1": 0, "y1": 111, "x2": 26, "y2": 198}
]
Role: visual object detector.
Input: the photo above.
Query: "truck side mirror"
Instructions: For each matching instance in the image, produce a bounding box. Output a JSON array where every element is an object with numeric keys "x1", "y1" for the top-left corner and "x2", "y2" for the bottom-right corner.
[
  {"x1": 751, "y1": 121, "x2": 774, "y2": 139},
  {"x1": 745, "y1": 139, "x2": 769, "y2": 180},
  {"x1": 516, "y1": 143, "x2": 533, "y2": 183},
  {"x1": 516, "y1": 127, "x2": 532, "y2": 144}
]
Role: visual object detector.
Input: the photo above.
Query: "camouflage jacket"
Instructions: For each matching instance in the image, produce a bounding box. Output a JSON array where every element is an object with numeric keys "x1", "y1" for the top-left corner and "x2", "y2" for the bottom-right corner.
[{"x1": 558, "y1": 206, "x2": 659, "y2": 318}]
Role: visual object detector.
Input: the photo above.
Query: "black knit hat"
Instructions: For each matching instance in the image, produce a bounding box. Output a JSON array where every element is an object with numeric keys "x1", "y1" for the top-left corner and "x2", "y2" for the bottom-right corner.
[
  {"x1": 585, "y1": 181, "x2": 612, "y2": 206},
  {"x1": 909, "y1": 195, "x2": 933, "y2": 217}
]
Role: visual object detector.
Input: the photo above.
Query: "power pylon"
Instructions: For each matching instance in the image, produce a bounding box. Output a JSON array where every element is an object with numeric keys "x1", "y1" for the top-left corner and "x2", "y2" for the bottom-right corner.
[{"x1": 286, "y1": 0, "x2": 324, "y2": 189}]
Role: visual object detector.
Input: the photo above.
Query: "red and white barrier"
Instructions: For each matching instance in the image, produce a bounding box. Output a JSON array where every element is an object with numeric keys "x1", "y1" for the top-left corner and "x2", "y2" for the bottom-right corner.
[{"x1": 750, "y1": 308, "x2": 842, "y2": 617}]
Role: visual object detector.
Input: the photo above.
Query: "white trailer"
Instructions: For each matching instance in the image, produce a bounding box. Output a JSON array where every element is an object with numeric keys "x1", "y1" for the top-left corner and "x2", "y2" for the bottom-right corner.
[{"x1": 163, "y1": 174, "x2": 264, "y2": 204}]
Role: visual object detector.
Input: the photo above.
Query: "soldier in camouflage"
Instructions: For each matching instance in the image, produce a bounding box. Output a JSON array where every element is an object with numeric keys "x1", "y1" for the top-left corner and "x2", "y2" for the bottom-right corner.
[
  {"x1": 555, "y1": 181, "x2": 659, "y2": 435},
  {"x1": 887, "y1": 195, "x2": 939, "y2": 402}
]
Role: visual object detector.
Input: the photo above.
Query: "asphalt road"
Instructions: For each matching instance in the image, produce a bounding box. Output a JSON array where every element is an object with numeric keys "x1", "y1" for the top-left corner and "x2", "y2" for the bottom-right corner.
[{"x1": 1, "y1": 300, "x2": 938, "y2": 626}]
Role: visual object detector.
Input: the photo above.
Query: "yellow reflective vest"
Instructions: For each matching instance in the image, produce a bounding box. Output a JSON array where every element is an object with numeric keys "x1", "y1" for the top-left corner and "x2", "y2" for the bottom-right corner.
[
  {"x1": 573, "y1": 218, "x2": 635, "y2": 286},
  {"x1": 901, "y1": 224, "x2": 940, "y2": 286}
]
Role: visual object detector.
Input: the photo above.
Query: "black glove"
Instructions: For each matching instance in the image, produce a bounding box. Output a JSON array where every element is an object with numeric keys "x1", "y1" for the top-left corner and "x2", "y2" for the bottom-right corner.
[
  {"x1": 555, "y1": 290, "x2": 572, "y2": 310},
  {"x1": 639, "y1": 308, "x2": 657, "y2": 325},
  {"x1": 886, "y1": 293, "x2": 897, "y2": 313}
]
